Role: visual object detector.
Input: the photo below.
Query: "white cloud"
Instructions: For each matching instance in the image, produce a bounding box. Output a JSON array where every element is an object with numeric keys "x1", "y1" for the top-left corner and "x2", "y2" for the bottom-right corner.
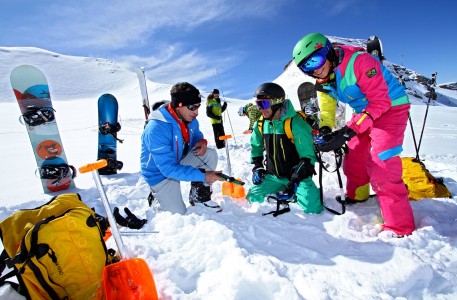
[
  {"x1": 22, "y1": 0, "x2": 288, "y2": 50},
  {"x1": 117, "y1": 44, "x2": 245, "y2": 91}
]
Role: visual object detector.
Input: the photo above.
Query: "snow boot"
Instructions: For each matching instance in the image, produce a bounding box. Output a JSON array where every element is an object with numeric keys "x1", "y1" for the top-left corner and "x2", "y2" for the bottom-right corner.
[{"x1": 189, "y1": 182, "x2": 222, "y2": 212}]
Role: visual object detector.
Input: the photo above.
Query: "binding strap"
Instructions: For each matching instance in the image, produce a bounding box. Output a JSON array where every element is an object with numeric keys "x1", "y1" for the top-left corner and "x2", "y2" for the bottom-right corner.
[
  {"x1": 39, "y1": 164, "x2": 77, "y2": 185},
  {"x1": 22, "y1": 106, "x2": 55, "y2": 126},
  {"x1": 315, "y1": 146, "x2": 347, "y2": 215},
  {"x1": 99, "y1": 122, "x2": 124, "y2": 143},
  {"x1": 262, "y1": 194, "x2": 297, "y2": 217}
]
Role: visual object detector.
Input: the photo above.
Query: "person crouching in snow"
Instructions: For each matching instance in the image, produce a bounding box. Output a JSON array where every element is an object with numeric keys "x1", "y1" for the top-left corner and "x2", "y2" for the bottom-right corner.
[
  {"x1": 246, "y1": 82, "x2": 322, "y2": 214},
  {"x1": 141, "y1": 82, "x2": 223, "y2": 214},
  {"x1": 292, "y1": 33, "x2": 415, "y2": 237}
]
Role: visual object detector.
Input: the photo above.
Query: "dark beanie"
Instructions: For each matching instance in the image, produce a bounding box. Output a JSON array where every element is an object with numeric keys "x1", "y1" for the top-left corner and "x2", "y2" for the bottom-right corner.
[
  {"x1": 212, "y1": 89, "x2": 220, "y2": 95},
  {"x1": 170, "y1": 83, "x2": 202, "y2": 108}
]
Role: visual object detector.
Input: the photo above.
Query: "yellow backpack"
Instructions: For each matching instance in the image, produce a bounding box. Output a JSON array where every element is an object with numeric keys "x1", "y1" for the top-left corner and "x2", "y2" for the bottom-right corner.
[
  {"x1": 0, "y1": 193, "x2": 109, "y2": 300},
  {"x1": 401, "y1": 157, "x2": 451, "y2": 200}
]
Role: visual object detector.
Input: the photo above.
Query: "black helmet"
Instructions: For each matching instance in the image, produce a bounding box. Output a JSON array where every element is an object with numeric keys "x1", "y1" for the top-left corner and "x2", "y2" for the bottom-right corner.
[
  {"x1": 212, "y1": 89, "x2": 220, "y2": 95},
  {"x1": 254, "y1": 82, "x2": 285, "y2": 100}
]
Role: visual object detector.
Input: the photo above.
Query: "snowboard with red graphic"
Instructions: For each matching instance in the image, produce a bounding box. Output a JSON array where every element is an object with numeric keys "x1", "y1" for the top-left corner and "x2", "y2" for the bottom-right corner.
[{"x1": 10, "y1": 65, "x2": 76, "y2": 193}]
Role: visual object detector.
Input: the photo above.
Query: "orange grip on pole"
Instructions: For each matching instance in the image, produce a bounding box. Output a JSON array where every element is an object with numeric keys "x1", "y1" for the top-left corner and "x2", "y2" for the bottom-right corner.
[
  {"x1": 78, "y1": 159, "x2": 108, "y2": 174},
  {"x1": 219, "y1": 134, "x2": 233, "y2": 141}
]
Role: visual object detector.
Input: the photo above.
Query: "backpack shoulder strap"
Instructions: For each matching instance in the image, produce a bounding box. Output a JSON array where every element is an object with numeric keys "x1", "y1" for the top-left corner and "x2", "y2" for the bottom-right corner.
[
  {"x1": 284, "y1": 111, "x2": 307, "y2": 143},
  {"x1": 257, "y1": 115, "x2": 265, "y2": 136}
]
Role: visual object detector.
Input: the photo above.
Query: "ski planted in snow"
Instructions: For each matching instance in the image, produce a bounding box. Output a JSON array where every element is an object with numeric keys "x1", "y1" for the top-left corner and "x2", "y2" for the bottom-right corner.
[
  {"x1": 97, "y1": 94, "x2": 123, "y2": 175},
  {"x1": 135, "y1": 67, "x2": 151, "y2": 127},
  {"x1": 10, "y1": 65, "x2": 76, "y2": 192}
]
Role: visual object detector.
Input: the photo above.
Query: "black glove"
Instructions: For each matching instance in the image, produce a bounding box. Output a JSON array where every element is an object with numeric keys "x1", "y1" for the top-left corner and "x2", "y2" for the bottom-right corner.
[
  {"x1": 316, "y1": 126, "x2": 356, "y2": 152},
  {"x1": 290, "y1": 158, "x2": 315, "y2": 182},
  {"x1": 318, "y1": 126, "x2": 332, "y2": 137},
  {"x1": 284, "y1": 181, "x2": 298, "y2": 196},
  {"x1": 113, "y1": 207, "x2": 147, "y2": 230},
  {"x1": 252, "y1": 168, "x2": 266, "y2": 185},
  {"x1": 94, "y1": 212, "x2": 109, "y2": 236}
]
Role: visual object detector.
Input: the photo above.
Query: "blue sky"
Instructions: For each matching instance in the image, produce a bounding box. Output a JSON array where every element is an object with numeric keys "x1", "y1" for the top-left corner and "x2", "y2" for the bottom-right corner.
[{"x1": 1, "y1": 0, "x2": 455, "y2": 99}]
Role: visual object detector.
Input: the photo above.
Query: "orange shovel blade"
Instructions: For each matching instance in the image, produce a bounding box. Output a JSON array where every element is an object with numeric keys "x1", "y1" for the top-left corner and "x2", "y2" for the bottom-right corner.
[
  {"x1": 222, "y1": 181, "x2": 246, "y2": 198},
  {"x1": 104, "y1": 258, "x2": 158, "y2": 300}
]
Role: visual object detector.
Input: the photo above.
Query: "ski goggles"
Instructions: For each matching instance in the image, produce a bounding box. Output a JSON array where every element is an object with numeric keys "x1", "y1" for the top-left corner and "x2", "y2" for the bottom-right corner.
[
  {"x1": 255, "y1": 99, "x2": 272, "y2": 110},
  {"x1": 298, "y1": 47, "x2": 328, "y2": 74},
  {"x1": 186, "y1": 103, "x2": 201, "y2": 111}
]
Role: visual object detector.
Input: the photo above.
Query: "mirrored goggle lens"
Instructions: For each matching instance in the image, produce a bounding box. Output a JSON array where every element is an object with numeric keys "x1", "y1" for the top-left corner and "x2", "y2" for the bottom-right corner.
[
  {"x1": 255, "y1": 99, "x2": 271, "y2": 110},
  {"x1": 187, "y1": 104, "x2": 201, "y2": 111},
  {"x1": 299, "y1": 53, "x2": 327, "y2": 74}
]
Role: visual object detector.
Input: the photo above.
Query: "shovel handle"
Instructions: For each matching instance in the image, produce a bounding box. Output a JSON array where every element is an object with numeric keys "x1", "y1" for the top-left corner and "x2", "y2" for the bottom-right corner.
[
  {"x1": 79, "y1": 159, "x2": 108, "y2": 174},
  {"x1": 219, "y1": 134, "x2": 232, "y2": 141}
]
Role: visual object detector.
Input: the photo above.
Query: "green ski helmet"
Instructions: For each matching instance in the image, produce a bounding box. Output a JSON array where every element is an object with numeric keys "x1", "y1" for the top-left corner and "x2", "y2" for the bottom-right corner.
[{"x1": 293, "y1": 33, "x2": 332, "y2": 71}]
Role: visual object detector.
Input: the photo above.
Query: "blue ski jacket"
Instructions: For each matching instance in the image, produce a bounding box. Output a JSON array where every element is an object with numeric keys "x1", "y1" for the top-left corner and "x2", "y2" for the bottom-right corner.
[{"x1": 140, "y1": 104, "x2": 206, "y2": 186}]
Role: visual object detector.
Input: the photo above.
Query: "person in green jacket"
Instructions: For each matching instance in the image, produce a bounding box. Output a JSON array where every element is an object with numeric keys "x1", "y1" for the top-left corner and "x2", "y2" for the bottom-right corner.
[
  {"x1": 206, "y1": 89, "x2": 227, "y2": 149},
  {"x1": 238, "y1": 103, "x2": 262, "y2": 134},
  {"x1": 247, "y1": 82, "x2": 322, "y2": 214}
]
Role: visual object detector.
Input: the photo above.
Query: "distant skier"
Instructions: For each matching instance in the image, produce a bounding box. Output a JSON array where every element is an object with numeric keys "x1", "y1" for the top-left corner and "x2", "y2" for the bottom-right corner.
[
  {"x1": 293, "y1": 33, "x2": 415, "y2": 238},
  {"x1": 238, "y1": 103, "x2": 261, "y2": 134},
  {"x1": 206, "y1": 89, "x2": 227, "y2": 149}
]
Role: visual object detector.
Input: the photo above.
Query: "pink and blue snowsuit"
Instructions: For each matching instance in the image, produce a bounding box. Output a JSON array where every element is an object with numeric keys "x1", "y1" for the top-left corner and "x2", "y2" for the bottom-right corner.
[{"x1": 322, "y1": 45, "x2": 415, "y2": 236}]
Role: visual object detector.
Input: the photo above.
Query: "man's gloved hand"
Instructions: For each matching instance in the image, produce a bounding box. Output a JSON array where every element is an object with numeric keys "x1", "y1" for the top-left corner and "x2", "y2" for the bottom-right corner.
[
  {"x1": 113, "y1": 207, "x2": 147, "y2": 230},
  {"x1": 318, "y1": 126, "x2": 332, "y2": 138},
  {"x1": 252, "y1": 168, "x2": 267, "y2": 185},
  {"x1": 284, "y1": 181, "x2": 298, "y2": 197},
  {"x1": 290, "y1": 158, "x2": 315, "y2": 181},
  {"x1": 315, "y1": 126, "x2": 356, "y2": 152}
]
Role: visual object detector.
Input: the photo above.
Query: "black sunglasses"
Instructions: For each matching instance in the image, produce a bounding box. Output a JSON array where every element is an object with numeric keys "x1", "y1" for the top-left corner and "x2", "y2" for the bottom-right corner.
[{"x1": 186, "y1": 103, "x2": 201, "y2": 111}]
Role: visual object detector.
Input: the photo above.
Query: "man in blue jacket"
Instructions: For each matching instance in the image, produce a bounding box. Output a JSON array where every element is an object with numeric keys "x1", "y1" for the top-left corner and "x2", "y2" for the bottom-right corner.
[{"x1": 141, "y1": 82, "x2": 223, "y2": 214}]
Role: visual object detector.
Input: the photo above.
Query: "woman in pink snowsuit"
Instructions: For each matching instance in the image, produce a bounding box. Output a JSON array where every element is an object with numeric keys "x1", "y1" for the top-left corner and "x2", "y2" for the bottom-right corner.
[{"x1": 293, "y1": 33, "x2": 415, "y2": 237}]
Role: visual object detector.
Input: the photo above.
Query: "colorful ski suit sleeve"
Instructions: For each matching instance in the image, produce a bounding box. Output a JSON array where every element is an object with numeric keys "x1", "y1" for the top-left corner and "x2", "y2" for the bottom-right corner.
[
  {"x1": 346, "y1": 53, "x2": 392, "y2": 134},
  {"x1": 317, "y1": 91, "x2": 337, "y2": 129}
]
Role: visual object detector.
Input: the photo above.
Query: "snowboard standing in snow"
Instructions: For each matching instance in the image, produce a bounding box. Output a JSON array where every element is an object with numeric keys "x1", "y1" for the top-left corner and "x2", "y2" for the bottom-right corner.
[
  {"x1": 135, "y1": 67, "x2": 151, "y2": 127},
  {"x1": 97, "y1": 94, "x2": 123, "y2": 175},
  {"x1": 10, "y1": 65, "x2": 76, "y2": 193},
  {"x1": 297, "y1": 82, "x2": 320, "y2": 132},
  {"x1": 367, "y1": 35, "x2": 385, "y2": 62},
  {"x1": 297, "y1": 82, "x2": 318, "y2": 111}
]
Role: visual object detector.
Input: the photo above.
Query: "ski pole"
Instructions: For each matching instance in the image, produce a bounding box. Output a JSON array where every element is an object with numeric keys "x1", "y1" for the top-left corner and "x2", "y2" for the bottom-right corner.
[
  {"x1": 216, "y1": 68, "x2": 237, "y2": 145},
  {"x1": 408, "y1": 113, "x2": 420, "y2": 161},
  {"x1": 79, "y1": 160, "x2": 128, "y2": 258},
  {"x1": 416, "y1": 72, "x2": 437, "y2": 158}
]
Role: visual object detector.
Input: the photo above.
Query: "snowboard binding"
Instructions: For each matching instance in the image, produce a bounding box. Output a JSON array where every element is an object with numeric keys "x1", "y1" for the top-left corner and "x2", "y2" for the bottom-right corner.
[
  {"x1": 99, "y1": 122, "x2": 124, "y2": 143},
  {"x1": 98, "y1": 158, "x2": 123, "y2": 175},
  {"x1": 262, "y1": 191, "x2": 298, "y2": 217},
  {"x1": 21, "y1": 106, "x2": 56, "y2": 126},
  {"x1": 39, "y1": 163, "x2": 77, "y2": 185}
]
